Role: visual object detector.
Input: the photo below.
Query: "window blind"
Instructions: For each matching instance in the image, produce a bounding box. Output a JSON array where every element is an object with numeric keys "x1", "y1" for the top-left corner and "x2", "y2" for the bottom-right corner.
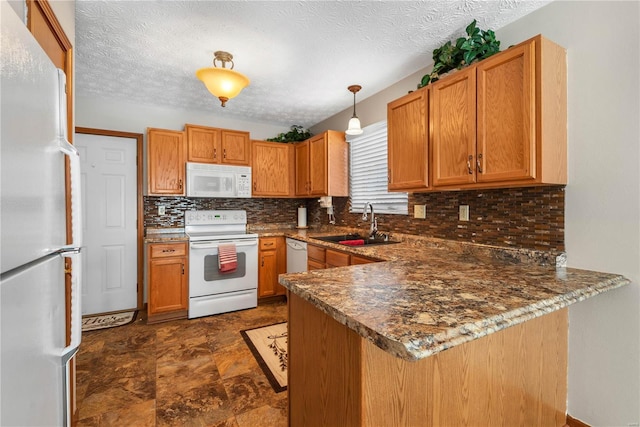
[{"x1": 349, "y1": 121, "x2": 408, "y2": 215}]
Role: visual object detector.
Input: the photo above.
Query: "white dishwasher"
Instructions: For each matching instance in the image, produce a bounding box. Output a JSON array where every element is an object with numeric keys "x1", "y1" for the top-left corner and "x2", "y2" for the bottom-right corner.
[{"x1": 286, "y1": 238, "x2": 308, "y2": 273}]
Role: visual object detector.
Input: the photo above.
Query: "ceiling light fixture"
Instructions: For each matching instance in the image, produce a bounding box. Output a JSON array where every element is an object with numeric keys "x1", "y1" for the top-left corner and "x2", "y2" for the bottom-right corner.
[
  {"x1": 345, "y1": 85, "x2": 363, "y2": 136},
  {"x1": 196, "y1": 51, "x2": 250, "y2": 107}
]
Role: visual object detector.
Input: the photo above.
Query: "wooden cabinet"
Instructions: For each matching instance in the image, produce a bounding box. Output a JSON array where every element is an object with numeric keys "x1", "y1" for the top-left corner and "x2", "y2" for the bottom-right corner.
[
  {"x1": 258, "y1": 237, "x2": 286, "y2": 298},
  {"x1": 147, "y1": 128, "x2": 186, "y2": 195},
  {"x1": 350, "y1": 254, "x2": 376, "y2": 265},
  {"x1": 431, "y1": 68, "x2": 477, "y2": 187},
  {"x1": 387, "y1": 88, "x2": 429, "y2": 191},
  {"x1": 147, "y1": 242, "x2": 188, "y2": 323},
  {"x1": 307, "y1": 243, "x2": 377, "y2": 270},
  {"x1": 252, "y1": 140, "x2": 294, "y2": 197},
  {"x1": 429, "y1": 34, "x2": 566, "y2": 190},
  {"x1": 185, "y1": 124, "x2": 251, "y2": 166},
  {"x1": 295, "y1": 130, "x2": 348, "y2": 197},
  {"x1": 307, "y1": 243, "x2": 326, "y2": 270},
  {"x1": 326, "y1": 249, "x2": 350, "y2": 268}
]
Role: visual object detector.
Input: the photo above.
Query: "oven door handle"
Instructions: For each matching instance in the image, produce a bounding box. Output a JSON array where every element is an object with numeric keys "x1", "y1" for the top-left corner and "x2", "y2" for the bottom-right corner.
[{"x1": 190, "y1": 241, "x2": 258, "y2": 250}]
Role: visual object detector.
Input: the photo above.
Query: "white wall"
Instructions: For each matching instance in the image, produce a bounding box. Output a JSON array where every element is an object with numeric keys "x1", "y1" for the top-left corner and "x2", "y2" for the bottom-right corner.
[
  {"x1": 76, "y1": 95, "x2": 289, "y2": 140},
  {"x1": 313, "y1": 1, "x2": 640, "y2": 424},
  {"x1": 497, "y1": 2, "x2": 639, "y2": 425}
]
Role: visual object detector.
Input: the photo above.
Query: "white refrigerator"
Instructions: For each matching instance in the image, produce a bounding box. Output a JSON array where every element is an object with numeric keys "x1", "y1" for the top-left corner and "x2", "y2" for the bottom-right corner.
[{"x1": 0, "y1": 2, "x2": 83, "y2": 426}]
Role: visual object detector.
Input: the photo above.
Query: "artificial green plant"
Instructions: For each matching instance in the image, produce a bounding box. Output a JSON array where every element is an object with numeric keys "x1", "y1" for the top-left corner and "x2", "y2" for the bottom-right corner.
[{"x1": 419, "y1": 20, "x2": 500, "y2": 88}]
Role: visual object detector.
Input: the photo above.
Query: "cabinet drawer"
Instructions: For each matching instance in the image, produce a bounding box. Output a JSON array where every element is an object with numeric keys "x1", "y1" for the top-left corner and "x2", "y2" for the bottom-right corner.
[
  {"x1": 351, "y1": 255, "x2": 376, "y2": 265},
  {"x1": 149, "y1": 242, "x2": 187, "y2": 259},
  {"x1": 307, "y1": 244, "x2": 326, "y2": 263},
  {"x1": 307, "y1": 259, "x2": 326, "y2": 270},
  {"x1": 326, "y1": 249, "x2": 350, "y2": 267},
  {"x1": 260, "y1": 237, "x2": 278, "y2": 251}
]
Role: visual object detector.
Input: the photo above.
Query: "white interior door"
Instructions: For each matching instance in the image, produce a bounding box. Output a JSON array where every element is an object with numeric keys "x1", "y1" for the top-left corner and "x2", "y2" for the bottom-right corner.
[{"x1": 75, "y1": 133, "x2": 137, "y2": 315}]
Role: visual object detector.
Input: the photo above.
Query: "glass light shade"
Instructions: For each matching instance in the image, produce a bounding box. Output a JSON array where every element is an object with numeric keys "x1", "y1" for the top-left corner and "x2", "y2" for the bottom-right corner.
[
  {"x1": 196, "y1": 67, "x2": 250, "y2": 106},
  {"x1": 346, "y1": 117, "x2": 363, "y2": 135}
]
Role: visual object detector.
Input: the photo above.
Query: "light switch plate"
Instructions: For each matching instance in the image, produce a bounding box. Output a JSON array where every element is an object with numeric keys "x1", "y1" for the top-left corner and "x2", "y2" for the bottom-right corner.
[
  {"x1": 459, "y1": 205, "x2": 469, "y2": 221},
  {"x1": 414, "y1": 204, "x2": 426, "y2": 219},
  {"x1": 158, "y1": 205, "x2": 166, "y2": 216}
]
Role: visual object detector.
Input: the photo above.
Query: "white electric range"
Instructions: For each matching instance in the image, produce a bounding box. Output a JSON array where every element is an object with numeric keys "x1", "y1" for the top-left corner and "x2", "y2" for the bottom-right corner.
[{"x1": 185, "y1": 210, "x2": 258, "y2": 318}]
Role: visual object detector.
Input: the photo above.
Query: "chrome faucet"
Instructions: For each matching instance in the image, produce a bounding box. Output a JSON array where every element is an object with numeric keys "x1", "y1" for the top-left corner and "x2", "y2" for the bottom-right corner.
[{"x1": 362, "y1": 202, "x2": 378, "y2": 239}]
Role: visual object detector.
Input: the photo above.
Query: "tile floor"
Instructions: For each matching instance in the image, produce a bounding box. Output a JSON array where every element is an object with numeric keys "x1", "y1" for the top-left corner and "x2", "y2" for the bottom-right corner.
[{"x1": 75, "y1": 301, "x2": 288, "y2": 426}]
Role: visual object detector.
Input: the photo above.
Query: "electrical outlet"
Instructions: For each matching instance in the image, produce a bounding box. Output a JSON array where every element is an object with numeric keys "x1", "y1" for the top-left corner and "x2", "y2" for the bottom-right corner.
[
  {"x1": 158, "y1": 205, "x2": 166, "y2": 216},
  {"x1": 414, "y1": 204, "x2": 426, "y2": 219},
  {"x1": 459, "y1": 205, "x2": 469, "y2": 221}
]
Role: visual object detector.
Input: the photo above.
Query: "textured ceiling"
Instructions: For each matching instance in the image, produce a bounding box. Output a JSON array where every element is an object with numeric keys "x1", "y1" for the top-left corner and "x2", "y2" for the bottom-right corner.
[{"x1": 75, "y1": 0, "x2": 551, "y2": 128}]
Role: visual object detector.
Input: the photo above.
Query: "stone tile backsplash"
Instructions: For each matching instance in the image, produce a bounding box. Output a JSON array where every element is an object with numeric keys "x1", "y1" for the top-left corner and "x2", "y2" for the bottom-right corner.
[
  {"x1": 307, "y1": 186, "x2": 565, "y2": 251},
  {"x1": 145, "y1": 186, "x2": 565, "y2": 251}
]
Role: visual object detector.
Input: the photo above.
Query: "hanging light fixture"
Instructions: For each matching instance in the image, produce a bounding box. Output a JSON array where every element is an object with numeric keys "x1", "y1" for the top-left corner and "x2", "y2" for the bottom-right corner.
[
  {"x1": 196, "y1": 51, "x2": 250, "y2": 107},
  {"x1": 345, "y1": 84, "x2": 363, "y2": 135}
]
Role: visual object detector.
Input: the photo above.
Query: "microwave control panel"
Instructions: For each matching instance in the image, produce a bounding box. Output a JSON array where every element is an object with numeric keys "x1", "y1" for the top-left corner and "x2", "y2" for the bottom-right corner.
[{"x1": 237, "y1": 174, "x2": 251, "y2": 197}]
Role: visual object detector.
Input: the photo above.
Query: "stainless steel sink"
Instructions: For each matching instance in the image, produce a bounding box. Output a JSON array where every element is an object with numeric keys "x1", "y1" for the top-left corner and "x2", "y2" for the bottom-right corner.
[{"x1": 312, "y1": 234, "x2": 400, "y2": 246}]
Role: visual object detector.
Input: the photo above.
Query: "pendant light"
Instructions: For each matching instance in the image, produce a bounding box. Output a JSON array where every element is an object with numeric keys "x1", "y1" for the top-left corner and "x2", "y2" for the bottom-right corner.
[
  {"x1": 196, "y1": 51, "x2": 250, "y2": 107},
  {"x1": 345, "y1": 85, "x2": 363, "y2": 135}
]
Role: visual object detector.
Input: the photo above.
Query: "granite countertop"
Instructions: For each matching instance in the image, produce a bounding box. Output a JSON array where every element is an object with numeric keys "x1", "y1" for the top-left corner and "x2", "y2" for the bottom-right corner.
[
  {"x1": 145, "y1": 228, "x2": 188, "y2": 243},
  {"x1": 277, "y1": 228, "x2": 630, "y2": 361}
]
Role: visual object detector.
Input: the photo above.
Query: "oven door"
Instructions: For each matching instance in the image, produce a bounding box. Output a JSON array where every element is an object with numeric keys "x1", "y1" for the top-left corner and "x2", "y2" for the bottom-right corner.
[{"x1": 189, "y1": 238, "x2": 258, "y2": 298}]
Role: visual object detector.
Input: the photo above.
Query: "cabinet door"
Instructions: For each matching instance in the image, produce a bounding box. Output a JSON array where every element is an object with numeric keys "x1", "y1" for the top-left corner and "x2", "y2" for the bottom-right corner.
[
  {"x1": 221, "y1": 130, "x2": 251, "y2": 166},
  {"x1": 186, "y1": 125, "x2": 221, "y2": 163},
  {"x1": 148, "y1": 128, "x2": 185, "y2": 195},
  {"x1": 252, "y1": 141, "x2": 292, "y2": 197},
  {"x1": 325, "y1": 249, "x2": 350, "y2": 268},
  {"x1": 295, "y1": 141, "x2": 310, "y2": 196},
  {"x1": 431, "y1": 68, "x2": 477, "y2": 187},
  {"x1": 387, "y1": 89, "x2": 429, "y2": 190},
  {"x1": 308, "y1": 134, "x2": 328, "y2": 196},
  {"x1": 259, "y1": 249, "x2": 278, "y2": 297},
  {"x1": 148, "y1": 256, "x2": 187, "y2": 315},
  {"x1": 477, "y1": 42, "x2": 535, "y2": 183}
]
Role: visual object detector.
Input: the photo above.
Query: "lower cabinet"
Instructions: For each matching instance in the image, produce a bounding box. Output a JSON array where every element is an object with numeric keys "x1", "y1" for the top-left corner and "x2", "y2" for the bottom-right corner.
[
  {"x1": 258, "y1": 237, "x2": 287, "y2": 298},
  {"x1": 147, "y1": 242, "x2": 188, "y2": 324},
  {"x1": 307, "y1": 243, "x2": 377, "y2": 270}
]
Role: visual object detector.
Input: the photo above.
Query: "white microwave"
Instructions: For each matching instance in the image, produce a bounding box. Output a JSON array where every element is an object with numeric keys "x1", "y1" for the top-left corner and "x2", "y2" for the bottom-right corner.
[{"x1": 186, "y1": 162, "x2": 252, "y2": 198}]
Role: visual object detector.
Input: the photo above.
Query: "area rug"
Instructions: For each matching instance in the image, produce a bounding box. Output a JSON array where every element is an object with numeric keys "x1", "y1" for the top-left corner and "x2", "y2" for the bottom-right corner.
[
  {"x1": 241, "y1": 322, "x2": 288, "y2": 392},
  {"x1": 82, "y1": 310, "x2": 137, "y2": 332}
]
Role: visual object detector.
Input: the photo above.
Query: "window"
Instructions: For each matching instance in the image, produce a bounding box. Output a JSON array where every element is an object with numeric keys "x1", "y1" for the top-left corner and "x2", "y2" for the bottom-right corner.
[{"x1": 349, "y1": 121, "x2": 408, "y2": 215}]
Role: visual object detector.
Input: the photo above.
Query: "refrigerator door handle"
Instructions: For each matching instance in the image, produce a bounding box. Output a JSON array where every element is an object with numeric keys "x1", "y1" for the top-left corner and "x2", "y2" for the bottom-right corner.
[
  {"x1": 57, "y1": 68, "x2": 82, "y2": 250},
  {"x1": 61, "y1": 250, "x2": 82, "y2": 361},
  {"x1": 58, "y1": 138, "x2": 82, "y2": 250}
]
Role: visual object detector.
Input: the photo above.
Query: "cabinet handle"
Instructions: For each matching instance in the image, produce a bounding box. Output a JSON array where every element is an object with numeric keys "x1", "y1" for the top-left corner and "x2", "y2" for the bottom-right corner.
[
  {"x1": 477, "y1": 153, "x2": 483, "y2": 174},
  {"x1": 182, "y1": 263, "x2": 185, "y2": 275},
  {"x1": 253, "y1": 182, "x2": 257, "y2": 191},
  {"x1": 388, "y1": 168, "x2": 391, "y2": 183},
  {"x1": 213, "y1": 148, "x2": 217, "y2": 159},
  {"x1": 264, "y1": 242, "x2": 274, "y2": 246},
  {"x1": 178, "y1": 179, "x2": 183, "y2": 190},
  {"x1": 467, "y1": 155, "x2": 473, "y2": 175},
  {"x1": 223, "y1": 149, "x2": 227, "y2": 159},
  {"x1": 162, "y1": 249, "x2": 176, "y2": 253},
  {"x1": 261, "y1": 256, "x2": 264, "y2": 267}
]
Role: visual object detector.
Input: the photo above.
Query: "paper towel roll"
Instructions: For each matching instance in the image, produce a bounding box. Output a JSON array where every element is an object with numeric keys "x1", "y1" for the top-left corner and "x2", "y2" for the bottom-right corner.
[{"x1": 297, "y1": 206, "x2": 307, "y2": 228}]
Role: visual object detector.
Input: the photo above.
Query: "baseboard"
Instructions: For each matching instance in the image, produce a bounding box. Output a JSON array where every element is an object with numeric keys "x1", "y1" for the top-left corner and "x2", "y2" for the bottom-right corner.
[{"x1": 566, "y1": 414, "x2": 591, "y2": 427}]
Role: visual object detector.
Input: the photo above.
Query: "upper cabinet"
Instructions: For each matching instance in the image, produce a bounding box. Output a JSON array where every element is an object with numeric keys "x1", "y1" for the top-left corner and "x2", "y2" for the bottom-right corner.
[
  {"x1": 390, "y1": 34, "x2": 567, "y2": 193},
  {"x1": 431, "y1": 67, "x2": 477, "y2": 187},
  {"x1": 252, "y1": 140, "x2": 294, "y2": 197},
  {"x1": 433, "y1": 35, "x2": 566, "y2": 189},
  {"x1": 185, "y1": 124, "x2": 251, "y2": 166},
  {"x1": 147, "y1": 128, "x2": 186, "y2": 195},
  {"x1": 387, "y1": 88, "x2": 429, "y2": 191},
  {"x1": 295, "y1": 130, "x2": 348, "y2": 197}
]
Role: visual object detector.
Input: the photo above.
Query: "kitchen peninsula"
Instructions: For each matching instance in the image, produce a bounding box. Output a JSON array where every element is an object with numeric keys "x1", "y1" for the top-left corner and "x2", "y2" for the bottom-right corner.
[{"x1": 278, "y1": 233, "x2": 629, "y2": 426}]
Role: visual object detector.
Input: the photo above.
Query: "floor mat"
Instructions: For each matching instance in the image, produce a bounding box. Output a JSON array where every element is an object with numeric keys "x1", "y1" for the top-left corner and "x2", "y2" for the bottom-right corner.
[
  {"x1": 82, "y1": 310, "x2": 137, "y2": 332},
  {"x1": 241, "y1": 322, "x2": 287, "y2": 392}
]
